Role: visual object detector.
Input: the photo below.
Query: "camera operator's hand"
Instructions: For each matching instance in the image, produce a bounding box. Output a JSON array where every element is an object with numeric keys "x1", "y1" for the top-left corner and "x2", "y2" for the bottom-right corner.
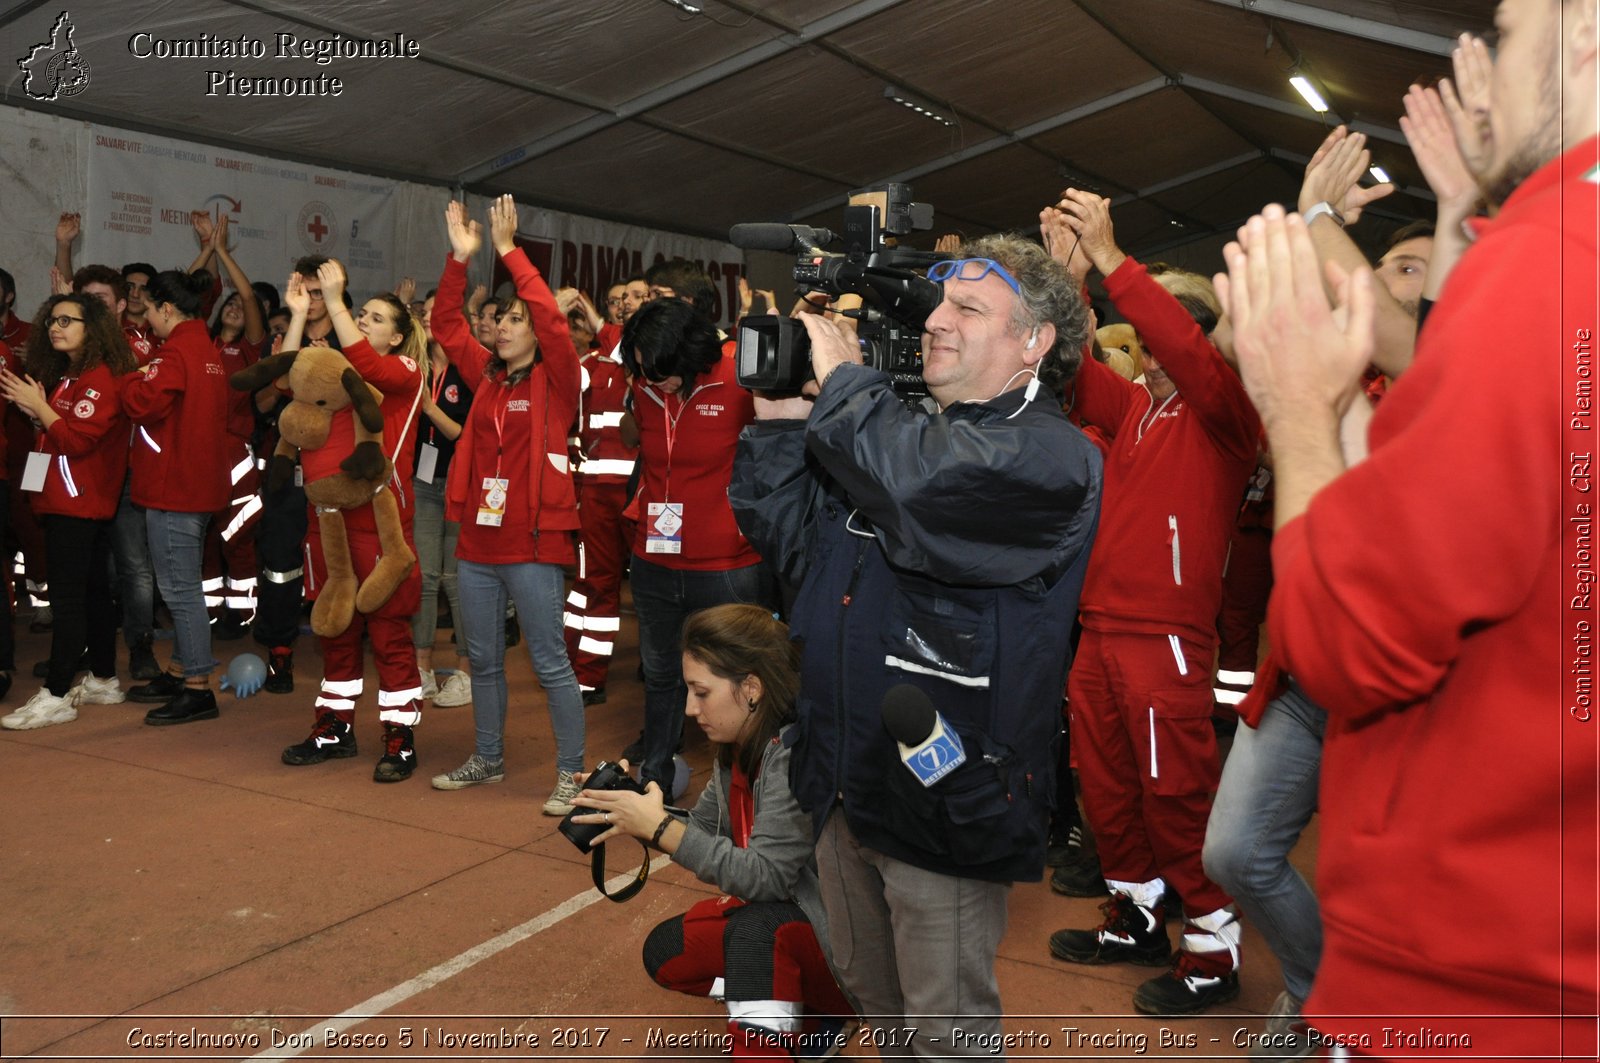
[
  {"x1": 798, "y1": 312, "x2": 864, "y2": 392},
  {"x1": 753, "y1": 392, "x2": 814, "y2": 421}
]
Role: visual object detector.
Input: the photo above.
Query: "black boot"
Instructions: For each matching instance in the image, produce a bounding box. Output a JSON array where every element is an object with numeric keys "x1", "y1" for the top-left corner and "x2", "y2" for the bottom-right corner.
[
  {"x1": 143, "y1": 687, "x2": 219, "y2": 726},
  {"x1": 1049, "y1": 891, "x2": 1171, "y2": 967},
  {"x1": 128, "y1": 633, "x2": 161, "y2": 681},
  {"x1": 373, "y1": 722, "x2": 416, "y2": 782},
  {"x1": 264, "y1": 647, "x2": 294, "y2": 694},
  {"x1": 128, "y1": 672, "x2": 185, "y2": 703}
]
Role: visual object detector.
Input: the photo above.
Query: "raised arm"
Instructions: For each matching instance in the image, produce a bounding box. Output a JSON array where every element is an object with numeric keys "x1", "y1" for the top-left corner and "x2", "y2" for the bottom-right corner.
[
  {"x1": 53, "y1": 212, "x2": 79, "y2": 281},
  {"x1": 489, "y1": 194, "x2": 578, "y2": 407},
  {"x1": 212, "y1": 216, "x2": 265, "y2": 345},
  {"x1": 1060, "y1": 190, "x2": 1256, "y2": 456},
  {"x1": 433, "y1": 201, "x2": 493, "y2": 382},
  {"x1": 187, "y1": 209, "x2": 218, "y2": 277},
  {"x1": 1294, "y1": 127, "x2": 1417, "y2": 378},
  {"x1": 317, "y1": 260, "x2": 419, "y2": 396}
]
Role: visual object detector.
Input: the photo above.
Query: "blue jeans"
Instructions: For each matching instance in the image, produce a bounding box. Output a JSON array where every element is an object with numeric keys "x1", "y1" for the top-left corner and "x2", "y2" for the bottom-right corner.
[
  {"x1": 409, "y1": 477, "x2": 464, "y2": 656},
  {"x1": 456, "y1": 559, "x2": 584, "y2": 771},
  {"x1": 630, "y1": 556, "x2": 776, "y2": 788},
  {"x1": 112, "y1": 477, "x2": 155, "y2": 647},
  {"x1": 1203, "y1": 680, "x2": 1326, "y2": 1001},
  {"x1": 145, "y1": 508, "x2": 214, "y2": 677}
]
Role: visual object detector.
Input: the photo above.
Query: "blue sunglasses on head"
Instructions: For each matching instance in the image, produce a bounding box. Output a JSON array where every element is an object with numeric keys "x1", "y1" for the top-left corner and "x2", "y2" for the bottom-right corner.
[{"x1": 925, "y1": 257, "x2": 1022, "y2": 296}]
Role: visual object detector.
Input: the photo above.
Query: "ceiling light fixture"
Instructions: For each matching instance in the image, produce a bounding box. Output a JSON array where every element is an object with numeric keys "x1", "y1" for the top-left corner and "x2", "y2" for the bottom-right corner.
[
  {"x1": 660, "y1": 0, "x2": 702, "y2": 13},
  {"x1": 1368, "y1": 164, "x2": 1391, "y2": 183},
  {"x1": 1289, "y1": 74, "x2": 1329, "y2": 113},
  {"x1": 883, "y1": 85, "x2": 957, "y2": 128}
]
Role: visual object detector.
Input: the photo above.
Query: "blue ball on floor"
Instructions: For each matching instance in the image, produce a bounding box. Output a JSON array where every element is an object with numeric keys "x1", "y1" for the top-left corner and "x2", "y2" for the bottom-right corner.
[
  {"x1": 671, "y1": 754, "x2": 691, "y2": 802},
  {"x1": 221, "y1": 652, "x2": 267, "y2": 698}
]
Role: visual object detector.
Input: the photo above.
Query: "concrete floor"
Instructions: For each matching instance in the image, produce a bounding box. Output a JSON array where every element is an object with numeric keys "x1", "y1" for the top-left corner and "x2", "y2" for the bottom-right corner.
[{"x1": 0, "y1": 598, "x2": 1309, "y2": 1060}]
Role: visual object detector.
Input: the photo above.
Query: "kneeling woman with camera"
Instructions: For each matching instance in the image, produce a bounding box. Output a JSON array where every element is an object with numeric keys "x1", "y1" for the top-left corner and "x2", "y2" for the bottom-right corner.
[{"x1": 571, "y1": 604, "x2": 854, "y2": 1059}]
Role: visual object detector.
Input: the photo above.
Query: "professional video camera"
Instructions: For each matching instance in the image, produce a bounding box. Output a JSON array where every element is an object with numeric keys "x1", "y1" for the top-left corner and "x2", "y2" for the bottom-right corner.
[{"x1": 730, "y1": 183, "x2": 949, "y2": 393}]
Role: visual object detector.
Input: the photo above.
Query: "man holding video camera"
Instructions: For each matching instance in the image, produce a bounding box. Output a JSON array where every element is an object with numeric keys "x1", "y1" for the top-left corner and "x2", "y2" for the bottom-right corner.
[{"x1": 730, "y1": 233, "x2": 1102, "y2": 1056}]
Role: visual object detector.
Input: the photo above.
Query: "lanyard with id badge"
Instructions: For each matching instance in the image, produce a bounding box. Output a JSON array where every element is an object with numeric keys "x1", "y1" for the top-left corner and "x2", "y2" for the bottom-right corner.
[
  {"x1": 646, "y1": 388, "x2": 690, "y2": 555},
  {"x1": 478, "y1": 383, "x2": 518, "y2": 527},
  {"x1": 21, "y1": 378, "x2": 76, "y2": 492},
  {"x1": 416, "y1": 366, "x2": 450, "y2": 484}
]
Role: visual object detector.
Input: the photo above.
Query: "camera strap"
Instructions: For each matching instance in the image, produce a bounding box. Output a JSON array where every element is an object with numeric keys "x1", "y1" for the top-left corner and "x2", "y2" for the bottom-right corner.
[{"x1": 591, "y1": 838, "x2": 652, "y2": 902}]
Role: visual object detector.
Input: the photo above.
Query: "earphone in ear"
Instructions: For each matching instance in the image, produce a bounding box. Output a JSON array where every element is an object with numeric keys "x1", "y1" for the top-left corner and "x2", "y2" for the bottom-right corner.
[{"x1": 1026, "y1": 328, "x2": 1039, "y2": 350}]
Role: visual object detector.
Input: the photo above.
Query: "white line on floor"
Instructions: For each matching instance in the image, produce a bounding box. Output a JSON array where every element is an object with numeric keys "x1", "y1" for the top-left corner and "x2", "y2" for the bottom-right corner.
[{"x1": 248, "y1": 854, "x2": 674, "y2": 1062}]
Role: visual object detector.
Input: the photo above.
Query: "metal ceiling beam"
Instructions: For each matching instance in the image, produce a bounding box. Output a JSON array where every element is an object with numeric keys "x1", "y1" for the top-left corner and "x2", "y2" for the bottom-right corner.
[
  {"x1": 1178, "y1": 75, "x2": 1408, "y2": 145},
  {"x1": 457, "y1": 0, "x2": 910, "y2": 183},
  {"x1": 1196, "y1": 0, "x2": 1458, "y2": 57},
  {"x1": 786, "y1": 77, "x2": 1171, "y2": 222},
  {"x1": 221, "y1": 0, "x2": 607, "y2": 111},
  {"x1": 1113, "y1": 151, "x2": 1264, "y2": 205}
]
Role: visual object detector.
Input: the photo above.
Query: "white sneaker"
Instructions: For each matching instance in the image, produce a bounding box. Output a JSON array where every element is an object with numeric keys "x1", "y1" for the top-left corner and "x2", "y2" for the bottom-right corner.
[
  {"x1": 419, "y1": 669, "x2": 438, "y2": 700},
  {"x1": 433, "y1": 670, "x2": 473, "y2": 707},
  {"x1": 67, "y1": 674, "x2": 126, "y2": 706},
  {"x1": 542, "y1": 770, "x2": 582, "y2": 816},
  {"x1": 2, "y1": 688, "x2": 78, "y2": 730}
]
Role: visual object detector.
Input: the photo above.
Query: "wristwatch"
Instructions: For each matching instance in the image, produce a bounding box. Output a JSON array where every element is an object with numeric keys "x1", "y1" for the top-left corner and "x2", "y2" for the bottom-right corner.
[{"x1": 1303, "y1": 201, "x2": 1346, "y2": 228}]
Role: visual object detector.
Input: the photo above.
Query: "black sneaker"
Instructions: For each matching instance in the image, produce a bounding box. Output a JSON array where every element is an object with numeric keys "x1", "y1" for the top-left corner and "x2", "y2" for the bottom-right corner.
[
  {"x1": 128, "y1": 672, "x2": 185, "y2": 703},
  {"x1": 581, "y1": 687, "x2": 607, "y2": 707},
  {"x1": 1049, "y1": 892, "x2": 1171, "y2": 967},
  {"x1": 282, "y1": 712, "x2": 357, "y2": 765},
  {"x1": 143, "y1": 687, "x2": 219, "y2": 726},
  {"x1": 1048, "y1": 827, "x2": 1108, "y2": 896},
  {"x1": 373, "y1": 722, "x2": 416, "y2": 783},
  {"x1": 128, "y1": 634, "x2": 162, "y2": 681},
  {"x1": 264, "y1": 649, "x2": 294, "y2": 694},
  {"x1": 1132, "y1": 952, "x2": 1241, "y2": 1016}
]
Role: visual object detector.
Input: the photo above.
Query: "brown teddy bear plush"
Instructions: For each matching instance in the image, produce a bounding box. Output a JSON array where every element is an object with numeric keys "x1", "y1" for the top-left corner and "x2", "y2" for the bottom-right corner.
[
  {"x1": 232, "y1": 347, "x2": 415, "y2": 637},
  {"x1": 1095, "y1": 323, "x2": 1145, "y2": 382}
]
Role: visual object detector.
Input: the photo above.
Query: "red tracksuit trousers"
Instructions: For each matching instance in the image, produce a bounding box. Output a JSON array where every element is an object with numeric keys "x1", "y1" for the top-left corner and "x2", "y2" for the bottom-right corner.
[{"x1": 1067, "y1": 628, "x2": 1232, "y2": 916}]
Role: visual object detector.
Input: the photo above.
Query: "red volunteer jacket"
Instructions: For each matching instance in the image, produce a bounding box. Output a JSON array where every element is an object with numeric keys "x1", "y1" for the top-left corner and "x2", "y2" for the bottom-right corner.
[
  {"x1": 122, "y1": 319, "x2": 230, "y2": 512},
  {"x1": 630, "y1": 343, "x2": 758, "y2": 571},
  {"x1": 434, "y1": 249, "x2": 580, "y2": 560},
  {"x1": 1067, "y1": 258, "x2": 1259, "y2": 649},
  {"x1": 31, "y1": 364, "x2": 129, "y2": 520}
]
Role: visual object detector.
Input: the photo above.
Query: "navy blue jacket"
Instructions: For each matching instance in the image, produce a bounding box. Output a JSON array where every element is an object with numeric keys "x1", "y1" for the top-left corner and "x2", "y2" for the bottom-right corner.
[{"x1": 730, "y1": 364, "x2": 1101, "y2": 882}]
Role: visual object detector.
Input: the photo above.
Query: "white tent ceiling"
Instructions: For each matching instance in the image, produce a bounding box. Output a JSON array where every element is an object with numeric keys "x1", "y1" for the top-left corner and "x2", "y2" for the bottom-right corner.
[{"x1": 3, "y1": 0, "x2": 1496, "y2": 258}]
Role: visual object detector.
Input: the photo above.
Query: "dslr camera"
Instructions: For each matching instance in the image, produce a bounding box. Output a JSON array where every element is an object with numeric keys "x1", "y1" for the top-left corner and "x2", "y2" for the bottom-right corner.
[
  {"x1": 731, "y1": 182, "x2": 949, "y2": 394},
  {"x1": 557, "y1": 760, "x2": 647, "y2": 852}
]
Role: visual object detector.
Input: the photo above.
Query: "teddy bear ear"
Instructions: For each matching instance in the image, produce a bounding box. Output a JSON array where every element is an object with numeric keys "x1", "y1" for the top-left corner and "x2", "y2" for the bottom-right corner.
[{"x1": 231, "y1": 349, "x2": 299, "y2": 391}]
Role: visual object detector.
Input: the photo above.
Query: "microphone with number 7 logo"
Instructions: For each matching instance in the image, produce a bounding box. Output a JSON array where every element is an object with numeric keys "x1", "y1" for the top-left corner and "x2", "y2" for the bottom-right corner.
[{"x1": 880, "y1": 683, "x2": 967, "y2": 787}]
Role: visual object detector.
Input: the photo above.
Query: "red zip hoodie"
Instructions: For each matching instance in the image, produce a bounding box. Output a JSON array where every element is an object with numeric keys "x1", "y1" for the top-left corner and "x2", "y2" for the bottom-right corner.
[
  {"x1": 1068, "y1": 257, "x2": 1259, "y2": 649},
  {"x1": 122, "y1": 318, "x2": 230, "y2": 512}
]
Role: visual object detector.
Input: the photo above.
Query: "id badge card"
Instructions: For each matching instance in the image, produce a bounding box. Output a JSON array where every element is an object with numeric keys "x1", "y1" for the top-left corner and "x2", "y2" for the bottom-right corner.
[
  {"x1": 416, "y1": 442, "x2": 439, "y2": 484},
  {"x1": 20, "y1": 452, "x2": 48, "y2": 493},
  {"x1": 646, "y1": 501, "x2": 684, "y2": 554},
  {"x1": 478, "y1": 476, "x2": 510, "y2": 527}
]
